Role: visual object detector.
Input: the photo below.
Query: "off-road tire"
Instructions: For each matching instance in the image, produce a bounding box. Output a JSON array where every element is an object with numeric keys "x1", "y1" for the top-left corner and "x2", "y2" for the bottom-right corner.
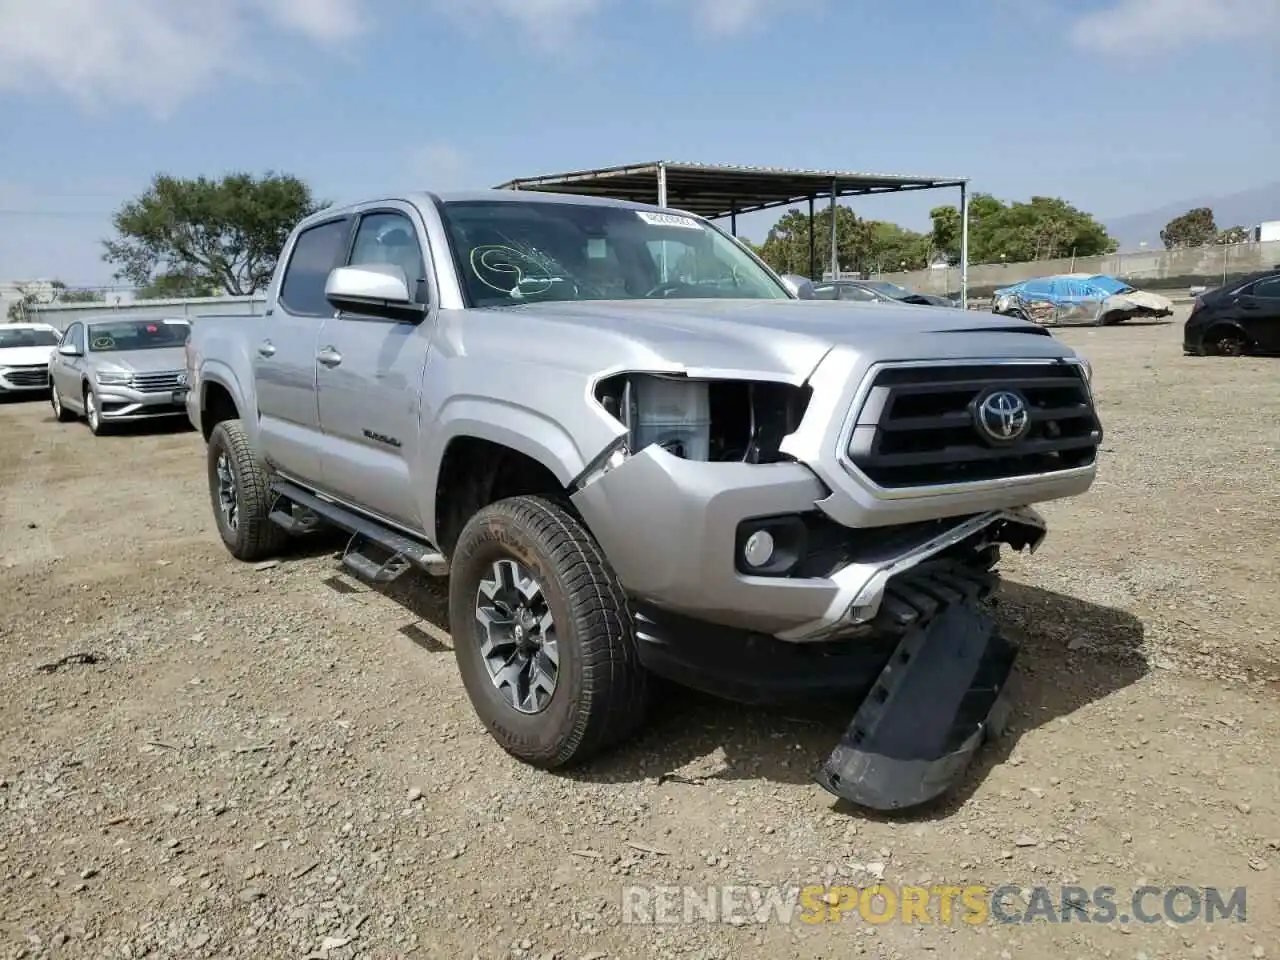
[
  {"x1": 448, "y1": 495, "x2": 650, "y2": 768},
  {"x1": 206, "y1": 418, "x2": 289, "y2": 562},
  {"x1": 50, "y1": 383, "x2": 75, "y2": 423}
]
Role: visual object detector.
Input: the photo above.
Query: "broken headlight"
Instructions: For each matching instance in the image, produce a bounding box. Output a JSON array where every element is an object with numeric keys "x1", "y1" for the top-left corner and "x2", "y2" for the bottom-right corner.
[{"x1": 593, "y1": 372, "x2": 811, "y2": 464}]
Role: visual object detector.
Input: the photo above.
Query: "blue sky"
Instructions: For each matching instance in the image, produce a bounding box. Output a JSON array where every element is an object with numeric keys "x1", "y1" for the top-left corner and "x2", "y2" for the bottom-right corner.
[{"x1": 1, "y1": 0, "x2": 1277, "y2": 287}]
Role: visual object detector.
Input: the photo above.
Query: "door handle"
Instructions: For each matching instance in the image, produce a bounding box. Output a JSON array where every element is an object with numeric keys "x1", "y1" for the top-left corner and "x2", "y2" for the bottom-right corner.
[
  {"x1": 257, "y1": 340, "x2": 276, "y2": 358},
  {"x1": 316, "y1": 346, "x2": 343, "y2": 368}
]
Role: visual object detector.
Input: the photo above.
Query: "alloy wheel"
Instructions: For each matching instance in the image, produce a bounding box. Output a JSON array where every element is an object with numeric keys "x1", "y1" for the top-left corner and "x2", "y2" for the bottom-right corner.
[
  {"x1": 215, "y1": 451, "x2": 239, "y2": 531},
  {"x1": 474, "y1": 559, "x2": 559, "y2": 714}
]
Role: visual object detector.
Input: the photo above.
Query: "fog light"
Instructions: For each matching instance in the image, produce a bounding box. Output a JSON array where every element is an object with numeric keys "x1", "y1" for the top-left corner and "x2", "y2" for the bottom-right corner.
[{"x1": 742, "y1": 530, "x2": 775, "y2": 568}]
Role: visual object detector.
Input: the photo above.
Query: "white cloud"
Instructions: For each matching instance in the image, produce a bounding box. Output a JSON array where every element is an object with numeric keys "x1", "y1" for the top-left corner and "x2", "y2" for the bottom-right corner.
[
  {"x1": 0, "y1": 0, "x2": 367, "y2": 117},
  {"x1": 403, "y1": 143, "x2": 473, "y2": 191},
  {"x1": 0, "y1": 0, "x2": 818, "y2": 115},
  {"x1": 1069, "y1": 0, "x2": 1280, "y2": 53},
  {"x1": 691, "y1": 0, "x2": 813, "y2": 35}
]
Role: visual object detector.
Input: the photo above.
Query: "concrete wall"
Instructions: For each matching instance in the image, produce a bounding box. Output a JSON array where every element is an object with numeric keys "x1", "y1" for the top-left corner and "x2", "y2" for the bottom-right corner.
[
  {"x1": 873, "y1": 240, "x2": 1280, "y2": 299},
  {"x1": 23, "y1": 295, "x2": 266, "y2": 331}
]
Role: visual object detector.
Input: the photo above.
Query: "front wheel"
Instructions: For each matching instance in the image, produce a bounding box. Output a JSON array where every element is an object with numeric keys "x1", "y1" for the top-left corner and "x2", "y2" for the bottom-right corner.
[
  {"x1": 206, "y1": 419, "x2": 289, "y2": 561},
  {"x1": 448, "y1": 495, "x2": 649, "y2": 768},
  {"x1": 50, "y1": 383, "x2": 75, "y2": 423},
  {"x1": 84, "y1": 386, "x2": 107, "y2": 435}
]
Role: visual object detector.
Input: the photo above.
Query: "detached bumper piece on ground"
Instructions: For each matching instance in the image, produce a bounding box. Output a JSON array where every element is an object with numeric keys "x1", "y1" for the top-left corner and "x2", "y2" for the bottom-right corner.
[{"x1": 814, "y1": 557, "x2": 1016, "y2": 812}]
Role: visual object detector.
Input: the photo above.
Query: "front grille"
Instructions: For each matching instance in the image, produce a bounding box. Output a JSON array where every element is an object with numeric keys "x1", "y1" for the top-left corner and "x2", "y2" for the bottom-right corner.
[
  {"x1": 131, "y1": 371, "x2": 183, "y2": 393},
  {"x1": 5, "y1": 365, "x2": 49, "y2": 387},
  {"x1": 846, "y1": 362, "x2": 1101, "y2": 488}
]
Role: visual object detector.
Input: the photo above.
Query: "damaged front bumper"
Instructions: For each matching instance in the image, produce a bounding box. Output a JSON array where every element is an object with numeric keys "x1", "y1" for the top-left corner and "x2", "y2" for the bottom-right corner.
[
  {"x1": 814, "y1": 573, "x2": 1017, "y2": 811},
  {"x1": 572, "y1": 443, "x2": 1039, "y2": 813},
  {"x1": 570, "y1": 442, "x2": 1046, "y2": 642}
]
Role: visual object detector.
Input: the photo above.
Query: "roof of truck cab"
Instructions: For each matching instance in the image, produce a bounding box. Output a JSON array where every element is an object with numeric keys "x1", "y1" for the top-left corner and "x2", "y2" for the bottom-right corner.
[{"x1": 305, "y1": 190, "x2": 687, "y2": 225}]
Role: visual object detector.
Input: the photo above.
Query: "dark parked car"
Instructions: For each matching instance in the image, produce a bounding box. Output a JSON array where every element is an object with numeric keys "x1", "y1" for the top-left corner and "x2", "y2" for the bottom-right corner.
[
  {"x1": 1183, "y1": 270, "x2": 1280, "y2": 356},
  {"x1": 811, "y1": 279, "x2": 958, "y2": 308}
]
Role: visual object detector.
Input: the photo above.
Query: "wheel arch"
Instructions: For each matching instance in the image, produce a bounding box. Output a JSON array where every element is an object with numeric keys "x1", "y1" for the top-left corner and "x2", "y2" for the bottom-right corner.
[{"x1": 432, "y1": 432, "x2": 570, "y2": 555}]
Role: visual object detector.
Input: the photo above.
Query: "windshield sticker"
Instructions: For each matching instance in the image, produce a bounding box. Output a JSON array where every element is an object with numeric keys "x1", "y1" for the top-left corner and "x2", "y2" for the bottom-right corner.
[{"x1": 636, "y1": 211, "x2": 701, "y2": 229}]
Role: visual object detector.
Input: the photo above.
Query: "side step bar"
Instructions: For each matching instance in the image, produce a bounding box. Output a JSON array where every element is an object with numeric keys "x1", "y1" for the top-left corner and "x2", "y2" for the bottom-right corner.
[{"x1": 269, "y1": 480, "x2": 448, "y2": 580}]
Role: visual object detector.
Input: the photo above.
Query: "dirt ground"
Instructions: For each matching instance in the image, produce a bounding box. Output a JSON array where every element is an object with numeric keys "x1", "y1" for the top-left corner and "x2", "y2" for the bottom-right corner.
[{"x1": 1, "y1": 308, "x2": 1277, "y2": 960}]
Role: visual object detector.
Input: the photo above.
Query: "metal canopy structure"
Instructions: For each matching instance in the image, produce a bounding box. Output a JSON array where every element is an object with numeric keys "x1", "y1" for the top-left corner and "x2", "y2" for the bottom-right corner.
[{"x1": 495, "y1": 160, "x2": 972, "y2": 305}]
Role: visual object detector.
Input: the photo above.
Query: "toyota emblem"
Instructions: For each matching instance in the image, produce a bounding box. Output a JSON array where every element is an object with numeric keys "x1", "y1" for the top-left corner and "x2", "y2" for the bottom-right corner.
[{"x1": 974, "y1": 389, "x2": 1030, "y2": 443}]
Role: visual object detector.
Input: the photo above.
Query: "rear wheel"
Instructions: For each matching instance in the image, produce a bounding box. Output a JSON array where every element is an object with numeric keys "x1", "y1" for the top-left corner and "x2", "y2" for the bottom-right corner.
[
  {"x1": 1206, "y1": 327, "x2": 1248, "y2": 356},
  {"x1": 206, "y1": 419, "x2": 289, "y2": 561},
  {"x1": 448, "y1": 495, "x2": 649, "y2": 768}
]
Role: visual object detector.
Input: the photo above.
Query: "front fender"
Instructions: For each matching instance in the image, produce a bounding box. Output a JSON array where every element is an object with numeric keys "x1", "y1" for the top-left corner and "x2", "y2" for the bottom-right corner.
[{"x1": 419, "y1": 396, "x2": 622, "y2": 542}]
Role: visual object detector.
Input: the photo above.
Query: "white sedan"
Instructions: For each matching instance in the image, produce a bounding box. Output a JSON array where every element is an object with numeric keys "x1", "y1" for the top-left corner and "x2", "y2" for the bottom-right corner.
[{"x1": 0, "y1": 322, "x2": 61, "y2": 395}]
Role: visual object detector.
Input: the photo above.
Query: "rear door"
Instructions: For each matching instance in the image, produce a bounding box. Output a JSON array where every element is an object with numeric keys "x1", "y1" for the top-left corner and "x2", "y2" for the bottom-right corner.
[
  {"x1": 255, "y1": 215, "x2": 352, "y2": 483},
  {"x1": 314, "y1": 204, "x2": 435, "y2": 530},
  {"x1": 1236, "y1": 275, "x2": 1280, "y2": 352}
]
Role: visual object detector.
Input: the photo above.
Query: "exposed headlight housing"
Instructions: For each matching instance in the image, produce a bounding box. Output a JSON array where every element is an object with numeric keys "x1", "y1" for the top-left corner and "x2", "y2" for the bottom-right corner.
[{"x1": 593, "y1": 372, "x2": 811, "y2": 464}]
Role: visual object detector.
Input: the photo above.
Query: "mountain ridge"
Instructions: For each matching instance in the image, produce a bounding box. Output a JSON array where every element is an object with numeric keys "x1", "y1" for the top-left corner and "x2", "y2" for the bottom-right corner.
[{"x1": 1103, "y1": 182, "x2": 1280, "y2": 249}]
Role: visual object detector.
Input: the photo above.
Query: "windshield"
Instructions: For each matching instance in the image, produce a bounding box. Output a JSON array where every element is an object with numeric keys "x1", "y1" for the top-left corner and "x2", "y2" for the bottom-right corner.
[
  {"x1": 438, "y1": 200, "x2": 790, "y2": 307},
  {"x1": 0, "y1": 327, "x2": 60, "y2": 349},
  {"x1": 1087, "y1": 275, "x2": 1134, "y2": 295},
  {"x1": 87, "y1": 319, "x2": 191, "y2": 352}
]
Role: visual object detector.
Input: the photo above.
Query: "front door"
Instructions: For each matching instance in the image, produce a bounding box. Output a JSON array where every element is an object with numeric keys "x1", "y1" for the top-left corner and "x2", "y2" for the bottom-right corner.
[
  {"x1": 253, "y1": 215, "x2": 351, "y2": 483},
  {"x1": 51, "y1": 322, "x2": 87, "y2": 411},
  {"x1": 315, "y1": 206, "x2": 434, "y2": 530}
]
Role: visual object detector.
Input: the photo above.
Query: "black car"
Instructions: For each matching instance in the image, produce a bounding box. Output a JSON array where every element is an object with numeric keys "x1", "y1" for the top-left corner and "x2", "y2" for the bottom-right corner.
[{"x1": 1183, "y1": 269, "x2": 1280, "y2": 356}]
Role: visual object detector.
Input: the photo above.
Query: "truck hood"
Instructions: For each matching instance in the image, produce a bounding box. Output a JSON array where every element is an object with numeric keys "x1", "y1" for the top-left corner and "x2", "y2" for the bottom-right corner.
[
  {"x1": 491, "y1": 298, "x2": 1069, "y2": 383},
  {"x1": 0, "y1": 345, "x2": 57, "y2": 367},
  {"x1": 90, "y1": 347, "x2": 187, "y2": 374}
]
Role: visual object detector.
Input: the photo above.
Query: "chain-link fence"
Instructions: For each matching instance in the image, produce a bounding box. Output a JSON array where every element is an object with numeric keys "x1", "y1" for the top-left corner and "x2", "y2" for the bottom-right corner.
[{"x1": 875, "y1": 240, "x2": 1280, "y2": 300}]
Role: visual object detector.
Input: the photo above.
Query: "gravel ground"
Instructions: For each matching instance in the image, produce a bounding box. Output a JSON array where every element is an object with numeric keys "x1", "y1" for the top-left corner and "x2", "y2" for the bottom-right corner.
[{"x1": 1, "y1": 310, "x2": 1277, "y2": 960}]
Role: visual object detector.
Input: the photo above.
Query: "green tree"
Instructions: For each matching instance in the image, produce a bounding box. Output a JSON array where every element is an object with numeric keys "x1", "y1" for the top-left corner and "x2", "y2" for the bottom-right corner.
[
  {"x1": 136, "y1": 270, "x2": 217, "y2": 300},
  {"x1": 102, "y1": 171, "x2": 327, "y2": 296},
  {"x1": 928, "y1": 194, "x2": 1115, "y2": 263},
  {"x1": 758, "y1": 206, "x2": 874, "y2": 278},
  {"x1": 4, "y1": 279, "x2": 102, "y2": 320},
  {"x1": 864, "y1": 221, "x2": 931, "y2": 273},
  {"x1": 59, "y1": 288, "x2": 105, "y2": 303},
  {"x1": 1216, "y1": 225, "x2": 1249, "y2": 245},
  {"x1": 1160, "y1": 207, "x2": 1217, "y2": 250}
]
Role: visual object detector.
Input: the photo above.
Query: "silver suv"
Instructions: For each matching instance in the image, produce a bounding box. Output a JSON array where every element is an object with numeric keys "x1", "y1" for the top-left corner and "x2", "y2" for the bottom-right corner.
[
  {"x1": 185, "y1": 190, "x2": 1103, "y2": 811},
  {"x1": 50, "y1": 317, "x2": 192, "y2": 435}
]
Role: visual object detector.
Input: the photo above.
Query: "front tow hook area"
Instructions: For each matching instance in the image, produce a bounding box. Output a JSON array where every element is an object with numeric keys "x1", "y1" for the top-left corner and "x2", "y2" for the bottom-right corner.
[{"x1": 815, "y1": 595, "x2": 1017, "y2": 812}]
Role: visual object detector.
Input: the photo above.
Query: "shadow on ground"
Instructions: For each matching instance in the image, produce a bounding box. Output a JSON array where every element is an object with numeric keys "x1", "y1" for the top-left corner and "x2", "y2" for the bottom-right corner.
[
  {"x1": 305, "y1": 551, "x2": 1148, "y2": 819},
  {"x1": 561, "y1": 581, "x2": 1147, "y2": 819}
]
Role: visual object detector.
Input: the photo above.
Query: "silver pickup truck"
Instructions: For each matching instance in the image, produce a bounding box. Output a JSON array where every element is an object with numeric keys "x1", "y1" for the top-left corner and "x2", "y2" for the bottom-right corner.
[{"x1": 185, "y1": 190, "x2": 1103, "y2": 811}]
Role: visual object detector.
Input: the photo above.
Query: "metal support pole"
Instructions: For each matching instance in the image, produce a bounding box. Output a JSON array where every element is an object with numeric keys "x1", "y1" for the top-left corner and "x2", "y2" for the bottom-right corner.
[
  {"x1": 807, "y1": 196, "x2": 816, "y2": 279},
  {"x1": 959, "y1": 182, "x2": 969, "y2": 309},
  {"x1": 730, "y1": 200, "x2": 737, "y2": 237},
  {"x1": 657, "y1": 163, "x2": 669, "y2": 281},
  {"x1": 829, "y1": 179, "x2": 838, "y2": 280}
]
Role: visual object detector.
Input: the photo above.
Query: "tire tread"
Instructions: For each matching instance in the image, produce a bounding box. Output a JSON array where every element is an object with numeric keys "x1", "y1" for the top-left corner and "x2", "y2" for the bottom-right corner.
[
  {"x1": 209, "y1": 419, "x2": 289, "y2": 562},
  {"x1": 452, "y1": 495, "x2": 649, "y2": 768}
]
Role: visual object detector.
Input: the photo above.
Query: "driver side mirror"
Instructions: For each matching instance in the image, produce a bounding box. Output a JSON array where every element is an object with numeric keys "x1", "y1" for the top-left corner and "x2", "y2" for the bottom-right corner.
[
  {"x1": 325, "y1": 264, "x2": 425, "y2": 322},
  {"x1": 58, "y1": 342, "x2": 82, "y2": 357},
  {"x1": 780, "y1": 274, "x2": 816, "y2": 299}
]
